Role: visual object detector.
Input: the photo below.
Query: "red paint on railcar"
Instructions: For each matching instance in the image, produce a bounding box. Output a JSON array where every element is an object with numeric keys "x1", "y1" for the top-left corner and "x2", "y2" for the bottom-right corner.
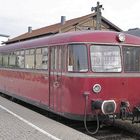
[{"x1": 0, "y1": 31, "x2": 140, "y2": 125}]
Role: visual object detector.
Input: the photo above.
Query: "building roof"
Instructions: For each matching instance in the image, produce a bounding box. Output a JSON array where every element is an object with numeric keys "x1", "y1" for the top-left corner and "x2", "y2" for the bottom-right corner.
[
  {"x1": 6, "y1": 13, "x2": 122, "y2": 44},
  {"x1": 124, "y1": 28, "x2": 140, "y2": 37}
]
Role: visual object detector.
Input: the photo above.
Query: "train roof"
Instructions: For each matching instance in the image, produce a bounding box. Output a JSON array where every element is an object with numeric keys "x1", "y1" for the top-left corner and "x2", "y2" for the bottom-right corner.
[{"x1": 1, "y1": 31, "x2": 140, "y2": 52}]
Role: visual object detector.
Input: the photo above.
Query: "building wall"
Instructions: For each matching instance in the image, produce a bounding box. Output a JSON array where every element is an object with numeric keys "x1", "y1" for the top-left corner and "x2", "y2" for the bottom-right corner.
[
  {"x1": 61, "y1": 18, "x2": 113, "y2": 33},
  {"x1": 0, "y1": 37, "x2": 8, "y2": 46}
]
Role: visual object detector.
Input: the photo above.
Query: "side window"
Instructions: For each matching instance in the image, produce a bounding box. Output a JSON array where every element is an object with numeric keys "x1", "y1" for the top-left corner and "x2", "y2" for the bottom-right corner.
[
  {"x1": 3, "y1": 53, "x2": 9, "y2": 67},
  {"x1": 51, "y1": 47, "x2": 55, "y2": 70},
  {"x1": 36, "y1": 48, "x2": 42, "y2": 69},
  {"x1": 25, "y1": 49, "x2": 35, "y2": 69},
  {"x1": 68, "y1": 44, "x2": 88, "y2": 72},
  {"x1": 9, "y1": 52, "x2": 16, "y2": 67},
  {"x1": 42, "y1": 48, "x2": 48, "y2": 69},
  {"x1": 36, "y1": 47, "x2": 48, "y2": 70},
  {"x1": 58, "y1": 46, "x2": 62, "y2": 70},
  {"x1": 57, "y1": 46, "x2": 66, "y2": 71},
  {"x1": 51, "y1": 47, "x2": 58, "y2": 70},
  {"x1": 16, "y1": 51, "x2": 25, "y2": 68},
  {"x1": 123, "y1": 47, "x2": 140, "y2": 72},
  {"x1": 61, "y1": 47, "x2": 66, "y2": 71},
  {"x1": 0, "y1": 54, "x2": 3, "y2": 66}
]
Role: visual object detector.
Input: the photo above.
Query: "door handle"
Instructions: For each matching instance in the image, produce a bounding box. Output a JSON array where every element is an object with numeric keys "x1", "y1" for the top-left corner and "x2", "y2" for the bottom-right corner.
[{"x1": 53, "y1": 81, "x2": 60, "y2": 88}]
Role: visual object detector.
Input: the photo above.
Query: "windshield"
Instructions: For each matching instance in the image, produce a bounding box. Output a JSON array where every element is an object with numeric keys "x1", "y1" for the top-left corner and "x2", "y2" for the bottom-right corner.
[
  {"x1": 90, "y1": 45, "x2": 122, "y2": 72},
  {"x1": 123, "y1": 46, "x2": 140, "y2": 72}
]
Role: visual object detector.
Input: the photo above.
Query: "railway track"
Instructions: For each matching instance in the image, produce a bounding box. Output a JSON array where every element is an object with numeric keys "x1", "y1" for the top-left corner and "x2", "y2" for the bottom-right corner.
[{"x1": 0, "y1": 93, "x2": 140, "y2": 140}]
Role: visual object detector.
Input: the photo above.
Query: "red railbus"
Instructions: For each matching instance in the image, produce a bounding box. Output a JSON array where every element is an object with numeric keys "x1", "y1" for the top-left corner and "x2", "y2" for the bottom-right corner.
[{"x1": 0, "y1": 31, "x2": 140, "y2": 133}]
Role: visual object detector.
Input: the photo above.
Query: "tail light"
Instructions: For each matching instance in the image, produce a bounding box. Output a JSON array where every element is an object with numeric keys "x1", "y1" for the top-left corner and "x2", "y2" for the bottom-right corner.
[{"x1": 91, "y1": 100, "x2": 116, "y2": 114}]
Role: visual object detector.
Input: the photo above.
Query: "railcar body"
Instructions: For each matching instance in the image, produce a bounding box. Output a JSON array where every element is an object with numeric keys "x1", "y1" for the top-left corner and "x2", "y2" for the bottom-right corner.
[{"x1": 0, "y1": 31, "x2": 140, "y2": 133}]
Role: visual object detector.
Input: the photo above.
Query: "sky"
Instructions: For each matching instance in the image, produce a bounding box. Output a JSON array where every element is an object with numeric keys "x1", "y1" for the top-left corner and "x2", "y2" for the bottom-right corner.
[{"x1": 0, "y1": 0, "x2": 140, "y2": 39}]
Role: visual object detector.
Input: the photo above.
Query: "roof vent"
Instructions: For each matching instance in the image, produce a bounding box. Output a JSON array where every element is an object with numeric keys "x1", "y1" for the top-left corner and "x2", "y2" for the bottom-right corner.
[
  {"x1": 28, "y1": 26, "x2": 32, "y2": 33},
  {"x1": 61, "y1": 16, "x2": 66, "y2": 25}
]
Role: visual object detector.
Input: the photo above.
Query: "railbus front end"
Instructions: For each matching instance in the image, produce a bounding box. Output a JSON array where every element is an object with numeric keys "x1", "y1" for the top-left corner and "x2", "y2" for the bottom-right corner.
[{"x1": 65, "y1": 33, "x2": 140, "y2": 134}]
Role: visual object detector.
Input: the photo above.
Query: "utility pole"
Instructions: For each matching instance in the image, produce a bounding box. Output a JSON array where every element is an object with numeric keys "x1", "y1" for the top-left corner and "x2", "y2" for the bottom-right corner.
[{"x1": 91, "y1": 1, "x2": 104, "y2": 30}]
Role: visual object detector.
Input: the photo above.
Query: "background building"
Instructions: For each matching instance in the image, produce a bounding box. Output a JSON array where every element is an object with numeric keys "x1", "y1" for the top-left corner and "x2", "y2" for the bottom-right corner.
[
  {"x1": 6, "y1": 13, "x2": 122, "y2": 44},
  {"x1": 0, "y1": 34, "x2": 9, "y2": 46},
  {"x1": 125, "y1": 28, "x2": 140, "y2": 37}
]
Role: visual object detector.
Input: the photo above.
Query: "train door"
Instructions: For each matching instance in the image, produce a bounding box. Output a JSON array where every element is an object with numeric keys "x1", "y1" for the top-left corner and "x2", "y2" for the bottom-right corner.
[{"x1": 49, "y1": 46, "x2": 64, "y2": 112}]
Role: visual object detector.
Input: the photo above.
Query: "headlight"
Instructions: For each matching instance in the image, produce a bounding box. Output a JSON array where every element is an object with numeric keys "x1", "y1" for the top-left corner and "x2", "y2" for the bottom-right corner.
[
  {"x1": 102, "y1": 100, "x2": 116, "y2": 114},
  {"x1": 92, "y1": 84, "x2": 101, "y2": 94},
  {"x1": 91, "y1": 100, "x2": 116, "y2": 114},
  {"x1": 118, "y1": 33, "x2": 125, "y2": 42}
]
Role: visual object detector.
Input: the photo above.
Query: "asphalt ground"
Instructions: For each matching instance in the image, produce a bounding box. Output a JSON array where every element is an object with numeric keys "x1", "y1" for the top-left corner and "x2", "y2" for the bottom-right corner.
[{"x1": 0, "y1": 96, "x2": 96, "y2": 140}]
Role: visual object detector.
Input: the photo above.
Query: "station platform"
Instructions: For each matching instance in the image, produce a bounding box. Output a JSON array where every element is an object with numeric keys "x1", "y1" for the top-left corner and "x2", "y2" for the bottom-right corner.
[{"x1": 0, "y1": 96, "x2": 96, "y2": 140}]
